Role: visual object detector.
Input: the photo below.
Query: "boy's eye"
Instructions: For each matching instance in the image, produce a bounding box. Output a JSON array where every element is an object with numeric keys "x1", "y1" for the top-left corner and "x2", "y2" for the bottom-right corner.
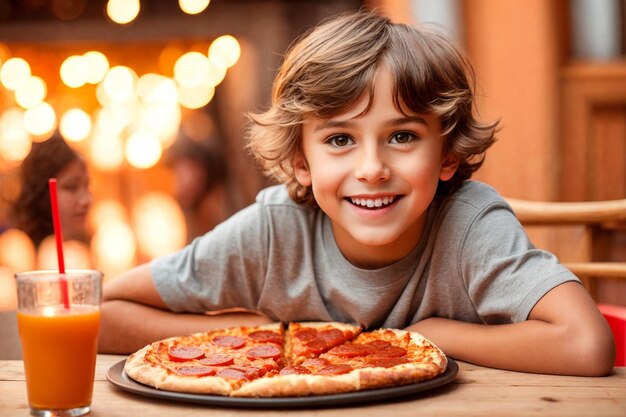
[
  {"x1": 326, "y1": 135, "x2": 353, "y2": 147},
  {"x1": 390, "y1": 131, "x2": 417, "y2": 144}
]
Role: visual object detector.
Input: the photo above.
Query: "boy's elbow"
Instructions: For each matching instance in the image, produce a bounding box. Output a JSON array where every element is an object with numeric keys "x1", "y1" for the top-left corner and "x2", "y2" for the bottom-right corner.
[{"x1": 572, "y1": 327, "x2": 616, "y2": 377}]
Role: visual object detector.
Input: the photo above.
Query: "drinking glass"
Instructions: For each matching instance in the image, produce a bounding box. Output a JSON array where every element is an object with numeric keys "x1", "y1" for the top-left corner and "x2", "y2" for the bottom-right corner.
[{"x1": 16, "y1": 270, "x2": 102, "y2": 417}]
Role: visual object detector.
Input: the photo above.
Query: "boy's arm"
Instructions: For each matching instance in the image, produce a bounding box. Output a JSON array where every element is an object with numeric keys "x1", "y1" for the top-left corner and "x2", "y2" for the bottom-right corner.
[
  {"x1": 98, "y1": 263, "x2": 271, "y2": 354},
  {"x1": 407, "y1": 282, "x2": 615, "y2": 376}
]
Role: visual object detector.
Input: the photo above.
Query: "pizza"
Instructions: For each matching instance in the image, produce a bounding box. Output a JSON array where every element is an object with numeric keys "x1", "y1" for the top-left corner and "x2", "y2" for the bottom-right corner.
[{"x1": 123, "y1": 321, "x2": 448, "y2": 397}]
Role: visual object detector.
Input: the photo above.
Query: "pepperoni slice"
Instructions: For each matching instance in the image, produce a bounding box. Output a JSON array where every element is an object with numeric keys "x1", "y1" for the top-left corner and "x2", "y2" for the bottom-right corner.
[
  {"x1": 374, "y1": 346, "x2": 408, "y2": 358},
  {"x1": 364, "y1": 340, "x2": 392, "y2": 351},
  {"x1": 174, "y1": 366, "x2": 216, "y2": 376},
  {"x1": 327, "y1": 343, "x2": 369, "y2": 358},
  {"x1": 366, "y1": 357, "x2": 410, "y2": 368},
  {"x1": 280, "y1": 366, "x2": 312, "y2": 375},
  {"x1": 216, "y1": 367, "x2": 247, "y2": 380},
  {"x1": 317, "y1": 329, "x2": 346, "y2": 348},
  {"x1": 304, "y1": 338, "x2": 328, "y2": 354},
  {"x1": 318, "y1": 364, "x2": 353, "y2": 375},
  {"x1": 248, "y1": 330, "x2": 283, "y2": 345},
  {"x1": 302, "y1": 357, "x2": 331, "y2": 367},
  {"x1": 198, "y1": 354, "x2": 235, "y2": 366},
  {"x1": 212, "y1": 335, "x2": 246, "y2": 349},
  {"x1": 247, "y1": 344, "x2": 282, "y2": 360},
  {"x1": 168, "y1": 346, "x2": 205, "y2": 362},
  {"x1": 294, "y1": 328, "x2": 317, "y2": 341}
]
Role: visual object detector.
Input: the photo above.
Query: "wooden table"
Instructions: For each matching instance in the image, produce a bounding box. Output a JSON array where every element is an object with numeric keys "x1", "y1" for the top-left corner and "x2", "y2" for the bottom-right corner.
[{"x1": 1, "y1": 355, "x2": 625, "y2": 416}]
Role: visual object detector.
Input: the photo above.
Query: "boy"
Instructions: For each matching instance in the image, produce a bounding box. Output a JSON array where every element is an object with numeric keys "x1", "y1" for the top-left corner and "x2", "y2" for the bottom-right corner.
[{"x1": 100, "y1": 11, "x2": 615, "y2": 376}]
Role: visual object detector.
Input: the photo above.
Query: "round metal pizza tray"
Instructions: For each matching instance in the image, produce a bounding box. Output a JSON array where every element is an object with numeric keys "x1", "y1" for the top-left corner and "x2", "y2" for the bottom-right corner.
[{"x1": 106, "y1": 358, "x2": 458, "y2": 408}]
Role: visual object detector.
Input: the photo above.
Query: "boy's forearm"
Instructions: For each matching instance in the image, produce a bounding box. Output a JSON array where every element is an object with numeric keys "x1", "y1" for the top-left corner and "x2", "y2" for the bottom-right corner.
[
  {"x1": 407, "y1": 317, "x2": 613, "y2": 376},
  {"x1": 98, "y1": 300, "x2": 272, "y2": 354}
]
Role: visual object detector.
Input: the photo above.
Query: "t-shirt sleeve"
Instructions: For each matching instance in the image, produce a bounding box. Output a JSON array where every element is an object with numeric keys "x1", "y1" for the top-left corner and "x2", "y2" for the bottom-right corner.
[
  {"x1": 459, "y1": 201, "x2": 580, "y2": 324},
  {"x1": 150, "y1": 202, "x2": 269, "y2": 313}
]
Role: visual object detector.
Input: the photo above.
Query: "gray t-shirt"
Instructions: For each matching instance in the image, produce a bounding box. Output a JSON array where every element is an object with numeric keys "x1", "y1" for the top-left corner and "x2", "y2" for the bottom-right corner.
[{"x1": 152, "y1": 181, "x2": 578, "y2": 329}]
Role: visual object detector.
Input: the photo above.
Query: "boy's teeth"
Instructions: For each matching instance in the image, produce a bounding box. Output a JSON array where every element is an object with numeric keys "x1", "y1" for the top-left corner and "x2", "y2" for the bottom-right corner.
[{"x1": 350, "y1": 196, "x2": 395, "y2": 208}]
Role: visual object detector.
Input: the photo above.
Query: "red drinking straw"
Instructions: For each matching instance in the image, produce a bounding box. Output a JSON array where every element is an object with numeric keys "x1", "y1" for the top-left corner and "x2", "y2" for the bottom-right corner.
[{"x1": 48, "y1": 179, "x2": 70, "y2": 309}]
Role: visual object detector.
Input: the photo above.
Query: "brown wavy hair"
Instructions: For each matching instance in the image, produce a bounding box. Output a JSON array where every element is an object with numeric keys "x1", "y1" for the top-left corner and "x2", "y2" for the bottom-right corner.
[
  {"x1": 247, "y1": 11, "x2": 498, "y2": 206},
  {"x1": 10, "y1": 134, "x2": 81, "y2": 247}
]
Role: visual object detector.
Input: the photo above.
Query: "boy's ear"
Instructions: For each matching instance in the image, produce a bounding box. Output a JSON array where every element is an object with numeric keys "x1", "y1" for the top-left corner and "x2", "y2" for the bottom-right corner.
[
  {"x1": 439, "y1": 154, "x2": 460, "y2": 181},
  {"x1": 293, "y1": 153, "x2": 312, "y2": 187}
]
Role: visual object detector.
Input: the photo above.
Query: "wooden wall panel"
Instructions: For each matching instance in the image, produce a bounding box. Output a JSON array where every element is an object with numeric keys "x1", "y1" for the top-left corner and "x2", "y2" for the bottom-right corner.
[
  {"x1": 561, "y1": 62, "x2": 626, "y2": 201},
  {"x1": 463, "y1": 0, "x2": 562, "y2": 201},
  {"x1": 589, "y1": 105, "x2": 626, "y2": 201}
]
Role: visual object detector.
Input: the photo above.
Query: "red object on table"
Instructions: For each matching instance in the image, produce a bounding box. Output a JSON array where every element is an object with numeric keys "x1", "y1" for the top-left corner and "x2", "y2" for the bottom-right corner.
[{"x1": 598, "y1": 303, "x2": 626, "y2": 367}]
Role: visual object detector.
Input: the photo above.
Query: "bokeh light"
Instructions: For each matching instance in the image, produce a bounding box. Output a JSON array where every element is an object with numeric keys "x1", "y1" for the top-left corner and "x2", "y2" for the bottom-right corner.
[
  {"x1": 179, "y1": 0, "x2": 210, "y2": 15},
  {"x1": 177, "y1": 83, "x2": 215, "y2": 109},
  {"x1": 208, "y1": 35, "x2": 241, "y2": 68},
  {"x1": 0, "y1": 57, "x2": 31, "y2": 91},
  {"x1": 90, "y1": 131, "x2": 125, "y2": 171},
  {"x1": 83, "y1": 51, "x2": 110, "y2": 84},
  {"x1": 0, "y1": 125, "x2": 31, "y2": 163},
  {"x1": 132, "y1": 192, "x2": 186, "y2": 258},
  {"x1": 60, "y1": 55, "x2": 89, "y2": 88},
  {"x1": 91, "y1": 219, "x2": 136, "y2": 279},
  {"x1": 59, "y1": 108, "x2": 92, "y2": 142},
  {"x1": 15, "y1": 76, "x2": 47, "y2": 109},
  {"x1": 137, "y1": 73, "x2": 178, "y2": 105},
  {"x1": 174, "y1": 52, "x2": 210, "y2": 88},
  {"x1": 102, "y1": 66, "x2": 137, "y2": 103},
  {"x1": 0, "y1": 107, "x2": 25, "y2": 132},
  {"x1": 0, "y1": 109, "x2": 32, "y2": 163},
  {"x1": 88, "y1": 198, "x2": 128, "y2": 233},
  {"x1": 136, "y1": 103, "x2": 180, "y2": 148},
  {"x1": 94, "y1": 105, "x2": 133, "y2": 135},
  {"x1": 126, "y1": 131, "x2": 162, "y2": 169},
  {"x1": 23, "y1": 102, "x2": 57, "y2": 137},
  {"x1": 0, "y1": 229, "x2": 36, "y2": 273},
  {"x1": 106, "y1": 0, "x2": 140, "y2": 25}
]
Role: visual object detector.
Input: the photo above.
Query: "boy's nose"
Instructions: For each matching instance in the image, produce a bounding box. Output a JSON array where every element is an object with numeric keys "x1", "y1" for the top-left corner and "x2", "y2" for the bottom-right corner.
[{"x1": 354, "y1": 149, "x2": 390, "y2": 183}]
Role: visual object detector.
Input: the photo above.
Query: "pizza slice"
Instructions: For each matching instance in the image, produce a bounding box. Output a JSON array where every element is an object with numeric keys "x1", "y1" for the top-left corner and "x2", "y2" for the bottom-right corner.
[{"x1": 320, "y1": 328, "x2": 448, "y2": 389}]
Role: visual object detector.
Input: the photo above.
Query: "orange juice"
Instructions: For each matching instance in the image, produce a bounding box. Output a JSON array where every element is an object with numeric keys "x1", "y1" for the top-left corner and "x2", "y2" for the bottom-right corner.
[{"x1": 17, "y1": 305, "x2": 100, "y2": 410}]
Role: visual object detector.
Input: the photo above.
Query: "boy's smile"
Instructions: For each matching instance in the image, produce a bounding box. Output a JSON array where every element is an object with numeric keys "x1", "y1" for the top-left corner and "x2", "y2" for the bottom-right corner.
[{"x1": 294, "y1": 66, "x2": 458, "y2": 269}]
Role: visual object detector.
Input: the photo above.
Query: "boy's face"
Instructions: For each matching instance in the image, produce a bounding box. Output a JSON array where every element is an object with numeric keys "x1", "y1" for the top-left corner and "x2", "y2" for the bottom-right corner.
[{"x1": 294, "y1": 66, "x2": 458, "y2": 268}]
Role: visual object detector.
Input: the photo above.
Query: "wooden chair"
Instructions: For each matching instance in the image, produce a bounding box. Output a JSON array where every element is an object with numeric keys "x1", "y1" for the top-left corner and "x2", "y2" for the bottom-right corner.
[{"x1": 506, "y1": 197, "x2": 626, "y2": 366}]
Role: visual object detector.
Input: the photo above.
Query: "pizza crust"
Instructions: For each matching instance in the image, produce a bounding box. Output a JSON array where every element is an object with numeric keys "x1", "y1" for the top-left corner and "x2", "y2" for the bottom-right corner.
[{"x1": 232, "y1": 372, "x2": 359, "y2": 397}]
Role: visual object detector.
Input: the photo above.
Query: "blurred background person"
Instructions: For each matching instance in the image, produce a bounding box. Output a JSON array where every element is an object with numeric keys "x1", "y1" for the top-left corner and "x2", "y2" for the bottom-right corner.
[
  {"x1": 166, "y1": 131, "x2": 231, "y2": 241},
  {"x1": 10, "y1": 133, "x2": 93, "y2": 249}
]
